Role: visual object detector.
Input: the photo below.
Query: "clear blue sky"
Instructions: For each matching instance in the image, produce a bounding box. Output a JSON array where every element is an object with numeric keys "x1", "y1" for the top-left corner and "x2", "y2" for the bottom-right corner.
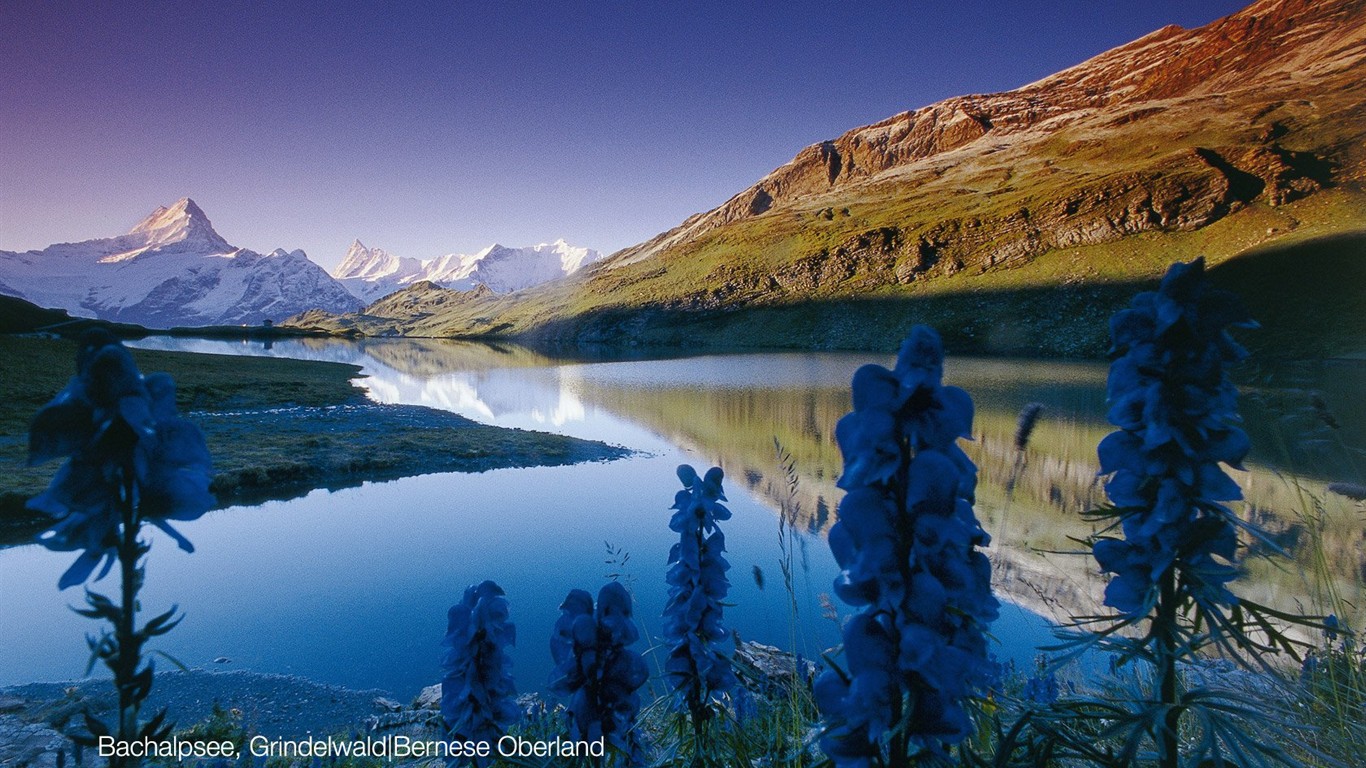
[{"x1": 0, "y1": 1, "x2": 1250, "y2": 268}]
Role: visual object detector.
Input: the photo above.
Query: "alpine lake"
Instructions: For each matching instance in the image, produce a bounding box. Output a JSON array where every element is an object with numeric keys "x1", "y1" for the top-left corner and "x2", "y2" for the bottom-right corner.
[{"x1": 1, "y1": 337, "x2": 1362, "y2": 700}]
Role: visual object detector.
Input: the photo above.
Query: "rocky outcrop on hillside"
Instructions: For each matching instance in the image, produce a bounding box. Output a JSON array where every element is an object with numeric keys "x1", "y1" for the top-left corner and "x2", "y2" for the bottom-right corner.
[
  {"x1": 608, "y1": 0, "x2": 1364, "y2": 269},
  {"x1": 286, "y1": 280, "x2": 497, "y2": 337},
  {"x1": 365, "y1": 280, "x2": 487, "y2": 317},
  {"x1": 660, "y1": 144, "x2": 1335, "y2": 311}
]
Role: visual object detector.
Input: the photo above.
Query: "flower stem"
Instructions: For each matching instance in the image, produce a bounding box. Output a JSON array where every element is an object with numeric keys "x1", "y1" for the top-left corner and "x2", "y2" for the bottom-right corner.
[
  {"x1": 114, "y1": 467, "x2": 141, "y2": 768},
  {"x1": 1157, "y1": 566, "x2": 1179, "y2": 768},
  {"x1": 890, "y1": 700, "x2": 910, "y2": 768},
  {"x1": 889, "y1": 429, "x2": 913, "y2": 768}
]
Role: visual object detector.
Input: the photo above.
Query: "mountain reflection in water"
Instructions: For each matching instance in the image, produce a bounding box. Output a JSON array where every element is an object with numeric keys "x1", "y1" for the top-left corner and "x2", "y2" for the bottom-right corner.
[
  {"x1": 33, "y1": 336, "x2": 1343, "y2": 694},
  {"x1": 128, "y1": 338, "x2": 1365, "y2": 631}
]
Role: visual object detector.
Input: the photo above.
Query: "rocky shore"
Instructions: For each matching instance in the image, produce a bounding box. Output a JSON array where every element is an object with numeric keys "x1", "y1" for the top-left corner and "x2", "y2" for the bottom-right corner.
[
  {"x1": 0, "y1": 641, "x2": 814, "y2": 768},
  {"x1": 0, "y1": 670, "x2": 429, "y2": 768}
]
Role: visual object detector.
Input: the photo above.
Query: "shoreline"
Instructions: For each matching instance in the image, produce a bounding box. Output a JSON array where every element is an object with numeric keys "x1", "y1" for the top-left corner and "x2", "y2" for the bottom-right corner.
[
  {"x1": 1, "y1": 669, "x2": 404, "y2": 743},
  {"x1": 1, "y1": 399, "x2": 631, "y2": 547},
  {"x1": 0, "y1": 639, "x2": 818, "y2": 766},
  {"x1": 0, "y1": 669, "x2": 433, "y2": 768},
  {"x1": 0, "y1": 641, "x2": 1297, "y2": 768},
  {"x1": 0, "y1": 336, "x2": 631, "y2": 547}
]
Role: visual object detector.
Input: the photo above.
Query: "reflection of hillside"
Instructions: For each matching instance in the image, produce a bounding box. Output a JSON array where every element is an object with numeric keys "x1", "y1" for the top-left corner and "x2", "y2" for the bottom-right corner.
[
  {"x1": 570, "y1": 383, "x2": 847, "y2": 529},
  {"x1": 573, "y1": 363, "x2": 1366, "y2": 628},
  {"x1": 350, "y1": 339, "x2": 558, "y2": 377},
  {"x1": 126, "y1": 337, "x2": 561, "y2": 377},
  {"x1": 137, "y1": 337, "x2": 1363, "y2": 628},
  {"x1": 973, "y1": 415, "x2": 1366, "y2": 627}
]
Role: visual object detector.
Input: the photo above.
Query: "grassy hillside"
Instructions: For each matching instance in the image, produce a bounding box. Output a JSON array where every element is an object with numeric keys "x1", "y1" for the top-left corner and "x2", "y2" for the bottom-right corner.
[
  {"x1": 286, "y1": 0, "x2": 1365, "y2": 359},
  {"x1": 0, "y1": 294, "x2": 146, "y2": 336},
  {"x1": 298, "y1": 191, "x2": 1366, "y2": 359}
]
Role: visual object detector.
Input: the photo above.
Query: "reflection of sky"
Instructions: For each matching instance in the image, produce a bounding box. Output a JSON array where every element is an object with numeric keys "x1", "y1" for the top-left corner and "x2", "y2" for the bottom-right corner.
[
  {"x1": 564, "y1": 353, "x2": 885, "y2": 390},
  {"x1": 1, "y1": 339, "x2": 1071, "y2": 695},
  {"x1": 3, "y1": 454, "x2": 844, "y2": 699}
]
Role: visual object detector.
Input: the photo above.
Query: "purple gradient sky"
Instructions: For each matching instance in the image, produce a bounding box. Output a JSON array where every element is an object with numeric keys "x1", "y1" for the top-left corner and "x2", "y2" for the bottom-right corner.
[{"x1": 1, "y1": 1, "x2": 1249, "y2": 269}]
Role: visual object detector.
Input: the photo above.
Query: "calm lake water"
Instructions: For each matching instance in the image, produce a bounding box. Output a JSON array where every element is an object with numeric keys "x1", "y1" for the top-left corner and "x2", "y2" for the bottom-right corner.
[{"x1": 2, "y1": 338, "x2": 1361, "y2": 699}]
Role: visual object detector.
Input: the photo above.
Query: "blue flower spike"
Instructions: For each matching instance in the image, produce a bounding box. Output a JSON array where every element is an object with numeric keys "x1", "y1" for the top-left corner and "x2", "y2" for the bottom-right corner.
[
  {"x1": 441, "y1": 580, "x2": 518, "y2": 763},
  {"x1": 663, "y1": 463, "x2": 737, "y2": 730},
  {"x1": 26, "y1": 330, "x2": 215, "y2": 753},
  {"x1": 1084, "y1": 259, "x2": 1295, "y2": 768},
  {"x1": 28, "y1": 330, "x2": 214, "y2": 589},
  {"x1": 816, "y1": 325, "x2": 999, "y2": 765},
  {"x1": 549, "y1": 582, "x2": 649, "y2": 764},
  {"x1": 1095, "y1": 258, "x2": 1257, "y2": 620}
]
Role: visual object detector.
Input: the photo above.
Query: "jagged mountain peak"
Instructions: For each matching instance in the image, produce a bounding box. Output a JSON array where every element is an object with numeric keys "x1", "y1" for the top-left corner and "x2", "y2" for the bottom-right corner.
[
  {"x1": 333, "y1": 238, "x2": 604, "y2": 301},
  {"x1": 126, "y1": 197, "x2": 231, "y2": 253},
  {"x1": 341, "y1": 238, "x2": 369, "y2": 260},
  {"x1": 0, "y1": 199, "x2": 363, "y2": 327},
  {"x1": 129, "y1": 197, "x2": 203, "y2": 230},
  {"x1": 335, "y1": 240, "x2": 388, "y2": 279},
  {"x1": 481, "y1": 244, "x2": 516, "y2": 259},
  {"x1": 333, "y1": 239, "x2": 424, "y2": 281}
]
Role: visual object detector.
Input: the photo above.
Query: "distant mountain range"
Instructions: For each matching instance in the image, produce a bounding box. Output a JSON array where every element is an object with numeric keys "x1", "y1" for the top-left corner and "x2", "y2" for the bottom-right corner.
[
  {"x1": 5, "y1": 0, "x2": 1361, "y2": 353},
  {"x1": 0, "y1": 199, "x2": 599, "y2": 328},
  {"x1": 0, "y1": 199, "x2": 362, "y2": 328},
  {"x1": 334, "y1": 239, "x2": 602, "y2": 302},
  {"x1": 292, "y1": 0, "x2": 1365, "y2": 358}
]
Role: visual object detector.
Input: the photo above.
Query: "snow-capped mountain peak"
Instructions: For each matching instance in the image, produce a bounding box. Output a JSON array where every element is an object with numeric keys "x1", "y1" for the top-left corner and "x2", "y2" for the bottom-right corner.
[
  {"x1": 333, "y1": 239, "x2": 424, "y2": 281},
  {"x1": 333, "y1": 239, "x2": 377, "y2": 278},
  {"x1": 0, "y1": 198, "x2": 363, "y2": 327},
  {"x1": 334, "y1": 238, "x2": 604, "y2": 301},
  {"x1": 544, "y1": 239, "x2": 597, "y2": 273},
  {"x1": 126, "y1": 197, "x2": 231, "y2": 252}
]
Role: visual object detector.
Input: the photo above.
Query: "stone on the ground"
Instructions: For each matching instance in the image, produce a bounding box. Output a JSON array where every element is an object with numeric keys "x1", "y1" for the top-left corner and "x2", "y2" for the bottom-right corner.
[
  {"x1": 0, "y1": 714, "x2": 74, "y2": 768},
  {"x1": 734, "y1": 640, "x2": 819, "y2": 693},
  {"x1": 413, "y1": 684, "x2": 441, "y2": 710}
]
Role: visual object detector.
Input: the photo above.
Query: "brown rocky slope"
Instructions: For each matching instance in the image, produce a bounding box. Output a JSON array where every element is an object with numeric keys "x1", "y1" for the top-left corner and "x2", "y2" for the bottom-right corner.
[
  {"x1": 293, "y1": 0, "x2": 1366, "y2": 357},
  {"x1": 609, "y1": 0, "x2": 1362, "y2": 267}
]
